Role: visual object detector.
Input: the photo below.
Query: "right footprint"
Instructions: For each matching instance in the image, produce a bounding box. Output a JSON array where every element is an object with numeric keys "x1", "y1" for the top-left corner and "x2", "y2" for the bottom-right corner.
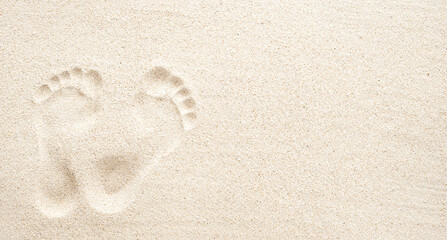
[{"x1": 78, "y1": 66, "x2": 197, "y2": 214}]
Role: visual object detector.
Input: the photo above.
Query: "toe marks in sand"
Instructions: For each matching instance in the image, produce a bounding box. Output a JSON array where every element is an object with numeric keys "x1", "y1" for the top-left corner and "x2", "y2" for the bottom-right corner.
[
  {"x1": 33, "y1": 67, "x2": 103, "y2": 105},
  {"x1": 143, "y1": 66, "x2": 197, "y2": 131}
]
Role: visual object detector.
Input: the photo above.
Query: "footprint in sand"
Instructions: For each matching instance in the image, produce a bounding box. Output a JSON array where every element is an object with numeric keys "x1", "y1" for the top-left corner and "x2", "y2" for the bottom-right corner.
[{"x1": 33, "y1": 66, "x2": 197, "y2": 217}]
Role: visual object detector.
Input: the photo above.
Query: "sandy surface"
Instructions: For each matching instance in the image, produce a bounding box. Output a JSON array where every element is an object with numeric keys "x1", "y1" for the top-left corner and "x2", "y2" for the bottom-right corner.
[{"x1": 0, "y1": 0, "x2": 446, "y2": 239}]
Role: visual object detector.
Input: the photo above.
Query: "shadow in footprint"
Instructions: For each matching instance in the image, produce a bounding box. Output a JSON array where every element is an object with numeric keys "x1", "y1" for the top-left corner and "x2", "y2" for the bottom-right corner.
[{"x1": 96, "y1": 154, "x2": 143, "y2": 194}]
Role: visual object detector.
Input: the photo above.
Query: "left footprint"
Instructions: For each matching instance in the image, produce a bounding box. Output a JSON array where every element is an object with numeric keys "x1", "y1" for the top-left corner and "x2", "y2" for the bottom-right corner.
[{"x1": 33, "y1": 67, "x2": 102, "y2": 218}]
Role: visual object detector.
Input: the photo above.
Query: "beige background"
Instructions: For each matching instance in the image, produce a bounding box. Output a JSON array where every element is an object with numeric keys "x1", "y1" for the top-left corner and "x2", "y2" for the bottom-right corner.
[{"x1": 0, "y1": 0, "x2": 446, "y2": 239}]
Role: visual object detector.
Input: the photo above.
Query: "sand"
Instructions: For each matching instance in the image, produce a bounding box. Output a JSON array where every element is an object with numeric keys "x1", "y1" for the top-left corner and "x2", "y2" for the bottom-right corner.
[{"x1": 0, "y1": 0, "x2": 446, "y2": 239}]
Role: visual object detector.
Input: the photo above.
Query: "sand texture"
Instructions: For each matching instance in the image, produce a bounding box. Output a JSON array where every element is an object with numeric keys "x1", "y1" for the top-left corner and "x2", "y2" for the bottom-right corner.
[{"x1": 0, "y1": 0, "x2": 446, "y2": 239}]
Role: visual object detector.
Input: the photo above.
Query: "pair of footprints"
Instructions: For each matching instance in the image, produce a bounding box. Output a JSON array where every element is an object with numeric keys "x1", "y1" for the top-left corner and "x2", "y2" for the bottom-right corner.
[{"x1": 33, "y1": 66, "x2": 196, "y2": 218}]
